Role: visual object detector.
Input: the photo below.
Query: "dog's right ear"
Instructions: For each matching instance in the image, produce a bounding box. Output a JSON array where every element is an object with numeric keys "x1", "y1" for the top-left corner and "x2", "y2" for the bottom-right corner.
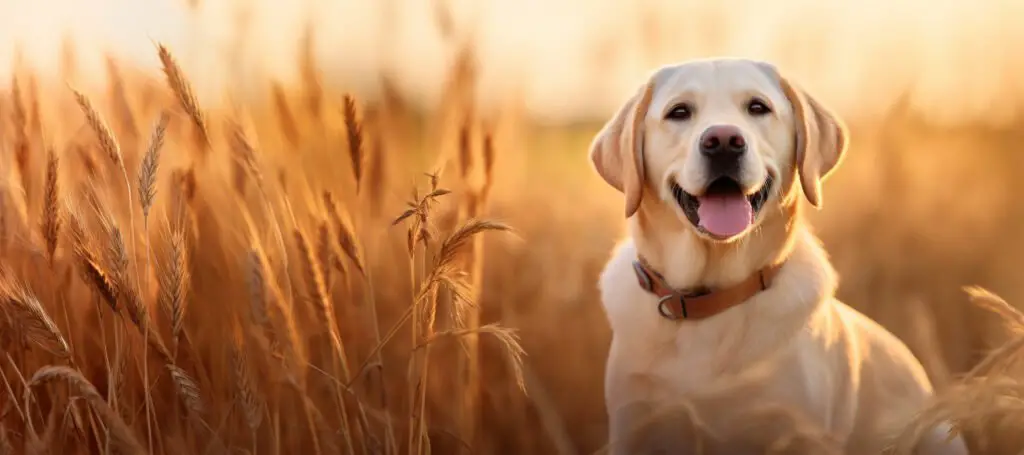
[
  {"x1": 589, "y1": 80, "x2": 656, "y2": 218},
  {"x1": 755, "y1": 62, "x2": 847, "y2": 209},
  {"x1": 776, "y1": 75, "x2": 848, "y2": 209}
]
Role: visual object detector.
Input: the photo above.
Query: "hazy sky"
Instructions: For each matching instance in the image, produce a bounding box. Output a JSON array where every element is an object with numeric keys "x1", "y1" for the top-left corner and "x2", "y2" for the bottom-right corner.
[{"x1": 1, "y1": 0, "x2": 1023, "y2": 126}]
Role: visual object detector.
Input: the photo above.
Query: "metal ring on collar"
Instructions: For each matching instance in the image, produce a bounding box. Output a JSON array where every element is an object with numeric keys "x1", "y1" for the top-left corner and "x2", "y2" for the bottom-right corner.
[{"x1": 657, "y1": 294, "x2": 686, "y2": 320}]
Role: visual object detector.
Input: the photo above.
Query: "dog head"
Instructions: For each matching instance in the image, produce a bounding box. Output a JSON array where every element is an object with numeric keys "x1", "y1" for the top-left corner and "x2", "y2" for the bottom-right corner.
[{"x1": 589, "y1": 58, "x2": 847, "y2": 243}]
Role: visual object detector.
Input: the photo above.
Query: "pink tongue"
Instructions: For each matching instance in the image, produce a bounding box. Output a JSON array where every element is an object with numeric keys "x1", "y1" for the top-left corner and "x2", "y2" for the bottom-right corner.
[{"x1": 697, "y1": 194, "x2": 753, "y2": 238}]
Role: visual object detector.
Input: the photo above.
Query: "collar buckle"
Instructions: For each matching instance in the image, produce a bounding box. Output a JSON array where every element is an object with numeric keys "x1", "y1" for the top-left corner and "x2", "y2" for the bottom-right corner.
[{"x1": 658, "y1": 294, "x2": 687, "y2": 319}]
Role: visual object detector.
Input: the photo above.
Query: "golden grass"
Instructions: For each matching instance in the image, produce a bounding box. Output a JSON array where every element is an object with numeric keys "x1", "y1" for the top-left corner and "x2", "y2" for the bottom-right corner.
[
  {"x1": 2, "y1": 34, "x2": 1024, "y2": 455},
  {"x1": 0, "y1": 41, "x2": 533, "y2": 455}
]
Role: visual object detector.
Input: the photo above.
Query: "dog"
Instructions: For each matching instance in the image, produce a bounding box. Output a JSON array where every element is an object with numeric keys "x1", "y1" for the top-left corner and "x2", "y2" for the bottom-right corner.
[{"x1": 589, "y1": 58, "x2": 968, "y2": 454}]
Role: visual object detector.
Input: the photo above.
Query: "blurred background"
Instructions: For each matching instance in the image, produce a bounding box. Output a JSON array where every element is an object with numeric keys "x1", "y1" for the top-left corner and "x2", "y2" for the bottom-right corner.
[{"x1": 2, "y1": 0, "x2": 1024, "y2": 453}]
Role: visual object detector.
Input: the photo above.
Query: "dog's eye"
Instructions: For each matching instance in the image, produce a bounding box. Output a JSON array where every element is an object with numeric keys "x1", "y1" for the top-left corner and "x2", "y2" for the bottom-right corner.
[
  {"x1": 747, "y1": 98, "x2": 772, "y2": 116},
  {"x1": 665, "y1": 103, "x2": 693, "y2": 121}
]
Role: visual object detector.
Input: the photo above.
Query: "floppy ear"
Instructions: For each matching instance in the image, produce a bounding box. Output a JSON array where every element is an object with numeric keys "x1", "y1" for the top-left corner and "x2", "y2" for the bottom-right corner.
[
  {"x1": 589, "y1": 81, "x2": 656, "y2": 218},
  {"x1": 776, "y1": 76, "x2": 848, "y2": 209}
]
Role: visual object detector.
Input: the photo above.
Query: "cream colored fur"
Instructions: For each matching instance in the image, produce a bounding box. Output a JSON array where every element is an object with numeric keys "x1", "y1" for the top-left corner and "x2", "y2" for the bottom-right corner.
[{"x1": 590, "y1": 58, "x2": 967, "y2": 454}]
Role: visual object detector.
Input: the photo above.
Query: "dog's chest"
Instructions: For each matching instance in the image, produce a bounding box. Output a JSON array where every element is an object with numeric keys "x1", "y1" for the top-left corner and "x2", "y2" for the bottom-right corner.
[
  {"x1": 632, "y1": 329, "x2": 832, "y2": 432},
  {"x1": 630, "y1": 316, "x2": 769, "y2": 397},
  {"x1": 604, "y1": 293, "x2": 827, "y2": 413}
]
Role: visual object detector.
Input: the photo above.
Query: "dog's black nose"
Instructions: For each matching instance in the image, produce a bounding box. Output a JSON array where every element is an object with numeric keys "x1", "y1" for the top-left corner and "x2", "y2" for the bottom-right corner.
[{"x1": 699, "y1": 125, "x2": 746, "y2": 159}]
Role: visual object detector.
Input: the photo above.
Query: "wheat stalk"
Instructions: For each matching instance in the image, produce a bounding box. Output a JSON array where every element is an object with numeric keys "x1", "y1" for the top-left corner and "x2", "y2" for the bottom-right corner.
[
  {"x1": 166, "y1": 364, "x2": 204, "y2": 415},
  {"x1": 457, "y1": 120, "x2": 472, "y2": 180},
  {"x1": 70, "y1": 87, "x2": 140, "y2": 316},
  {"x1": 294, "y1": 227, "x2": 360, "y2": 453},
  {"x1": 65, "y1": 201, "x2": 119, "y2": 310},
  {"x1": 298, "y1": 23, "x2": 322, "y2": 118},
  {"x1": 231, "y1": 333, "x2": 265, "y2": 432},
  {"x1": 41, "y1": 147, "x2": 60, "y2": 267},
  {"x1": 69, "y1": 88, "x2": 122, "y2": 169},
  {"x1": 138, "y1": 111, "x2": 168, "y2": 222},
  {"x1": 245, "y1": 241, "x2": 324, "y2": 454},
  {"x1": 342, "y1": 94, "x2": 365, "y2": 193},
  {"x1": 89, "y1": 191, "x2": 180, "y2": 448},
  {"x1": 457, "y1": 125, "x2": 498, "y2": 445},
  {"x1": 168, "y1": 167, "x2": 200, "y2": 243},
  {"x1": 103, "y1": 198, "x2": 159, "y2": 451},
  {"x1": 231, "y1": 334, "x2": 264, "y2": 455},
  {"x1": 316, "y1": 220, "x2": 334, "y2": 290},
  {"x1": 0, "y1": 273, "x2": 69, "y2": 359},
  {"x1": 160, "y1": 224, "x2": 190, "y2": 354},
  {"x1": 228, "y1": 120, "x2": 265, "y2": 196},
  {"x1": 415, "y1": 218, "x2": 513, "y2": 454},
  {"x1": 136, "y1": 110, "x2": 169, "y2": 454},
  {"x1": 99, "y1": 213, "x2": 148, "y2": 331},
  {"x1": 392, "y1": 178, "x2": 513, "y2": 454},
  {"x1": 246, "y1": 249, "x2": 269, "y2": 327},
  {"x1": 414, "y1": 323, "x2": 524, "y2": 390},
  {"x1": 156, "y1": 43, "x2": 209, "y2": 152},
  {"x1": 25, "y1": 365, "x2": 145, "y2": 455},
  {"x1": 966, "y1": 286, "x2": 1024, "y2": 334},
  {"x1": 394, "y1": 179, "x2": 441, "y2": 453},
  {"x1": 137, "y1": 114, "x2": 170, "y2": 453},
  {"x1": 322, "y1": 192, "x2": 365, "y2": 276},
  {"x1": 271, "y1": 83, "x2": 299, "y2": 146},
  {"x1": 247, "y1": 244, "x2": 305, "y2": 385}
]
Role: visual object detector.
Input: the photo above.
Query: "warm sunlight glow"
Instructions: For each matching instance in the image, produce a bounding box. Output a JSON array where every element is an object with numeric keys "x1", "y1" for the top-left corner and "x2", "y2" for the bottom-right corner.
[
  {"x1": 2, "y1": 2, "x2": 1024, "y2": 454},
  {"x1": 3, "y1": 0, "x2": 1024, "y2": 126}
]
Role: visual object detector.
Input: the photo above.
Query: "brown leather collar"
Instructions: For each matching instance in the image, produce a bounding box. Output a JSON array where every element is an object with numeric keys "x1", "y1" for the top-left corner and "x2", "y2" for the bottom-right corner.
[{"x1": 632, "y1": 256, "x2": 782, "y2": 320}]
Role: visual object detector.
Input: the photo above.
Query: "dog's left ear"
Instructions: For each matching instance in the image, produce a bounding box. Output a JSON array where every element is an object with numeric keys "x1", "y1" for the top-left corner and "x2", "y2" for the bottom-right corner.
[
  {"x1": 589, "y1": 80, "x2": 656, "y2": 218},
  {"x1": 763, "y1": 66, "x2": 848, "y2": 209}
]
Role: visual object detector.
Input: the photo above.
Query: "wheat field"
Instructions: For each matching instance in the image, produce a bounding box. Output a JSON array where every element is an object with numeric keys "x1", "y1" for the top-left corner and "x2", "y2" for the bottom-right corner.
[{"x1": 3, "y1": 1, "x2": 1024, "y2": 454}]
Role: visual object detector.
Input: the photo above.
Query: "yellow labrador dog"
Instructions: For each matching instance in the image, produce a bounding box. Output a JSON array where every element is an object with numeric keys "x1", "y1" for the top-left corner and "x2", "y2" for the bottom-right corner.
[{"x1": 590, "y1": 58, "x2": 967, "y2": 454}]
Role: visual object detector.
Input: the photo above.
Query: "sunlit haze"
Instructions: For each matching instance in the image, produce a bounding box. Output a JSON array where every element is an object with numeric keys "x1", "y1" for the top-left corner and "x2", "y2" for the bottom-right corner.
[
  {"x1": 2, "y1": 0, "x2": 1023, "y2": 126},
  {"x1": 4, "y1": 2, "x2": 1024, "y2": 454}
]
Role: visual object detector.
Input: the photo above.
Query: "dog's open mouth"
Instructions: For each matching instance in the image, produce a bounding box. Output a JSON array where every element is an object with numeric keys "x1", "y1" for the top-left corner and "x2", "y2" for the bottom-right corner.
[{"x1": 670, "y1": 175, "x2": 774, "y2": 240}]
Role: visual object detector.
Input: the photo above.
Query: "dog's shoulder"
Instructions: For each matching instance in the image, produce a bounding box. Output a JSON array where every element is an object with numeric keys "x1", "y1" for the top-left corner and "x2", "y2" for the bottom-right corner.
[
  {"x1": 824, "y1": 299, "x2": 939, "y2": 444},
  {"x1": 597, "y1": 238, "x2": 639, "y2": 299},
  {"x1": 597, "y1": 238, "x2": 669, "y2": 338},
  {"x1": 831, "y1": 300, "x2": 934, "y2": 394}
]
